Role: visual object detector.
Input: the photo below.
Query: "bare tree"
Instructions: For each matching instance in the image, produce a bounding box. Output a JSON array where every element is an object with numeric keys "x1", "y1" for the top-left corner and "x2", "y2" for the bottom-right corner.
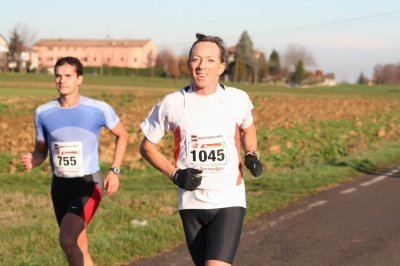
[
  {"x1": 246, "y1": 52, "x2": 269, "y2": 84},
  {"x1": 379, "y1": 64, "x2": 400, "y2": 84},
  {"x1": 179, "y1": 51, "x2": 190, "y2": 79},
  {"x1": 16, "y1": 23, "x2": 38, "y2": 47},
  {"x1": 373, "y1": 64, "x2": 384, "y2": 84},
  {"x1": 167, "y1": 56, "x2": 180, "y2": 83},
  {"x1": 155, "y1": 49, "x2": 174, "y2": 75},
  {"x1": 283, "y1": 44, "x2": 317, "y2": 71},
  {"x1": 373, "y1": 63, "x2": 400, "y2": 85},
  {"x1": 147, "y1": 52, "x2": 154, "y2": 78}
]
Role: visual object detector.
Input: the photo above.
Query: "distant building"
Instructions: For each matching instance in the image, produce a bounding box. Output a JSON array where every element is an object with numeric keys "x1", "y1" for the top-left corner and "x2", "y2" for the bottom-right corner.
[
  {"x1": 0, "y1": 34, "x2": 8, "y2": 72},
  {"x1": 20, "y1": 46, "x2": 39, "y2": 72},
  {"x1": 33, "y1": 38, "x2": 157, "y2": 71}
]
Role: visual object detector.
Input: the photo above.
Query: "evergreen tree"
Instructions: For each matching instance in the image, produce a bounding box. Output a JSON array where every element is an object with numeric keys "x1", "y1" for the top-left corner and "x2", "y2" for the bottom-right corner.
[
  {"x1": 8, "y1": 28, "x2": 23, "y2": 72},
  {"x1": 292, "y1": 60, "x2": 305, "y2": 85},
  {"x1": 257, "y1": 54, "x2": 269, "y2": 82},
  {"x1": 234, "y1": 31, "x2": 254, "y2": 82},
  {"x1": 358, "y1": 72, "x2": 366, "y2": 84},
  {"x1": 269, "y1": 50, "x2": 280, "y2": 75},
  {"x1": 235, "y1": 31, "x2": 254, "y2": 63},
  {"x1": 232, "y1": 57, "x2": 248, "y2": 82}
]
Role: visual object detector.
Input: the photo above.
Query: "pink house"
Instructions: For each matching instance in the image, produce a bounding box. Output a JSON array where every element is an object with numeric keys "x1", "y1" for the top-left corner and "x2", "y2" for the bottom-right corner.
[{"x1": 33, "y1": 38, "x2": 157, "y2": 71}]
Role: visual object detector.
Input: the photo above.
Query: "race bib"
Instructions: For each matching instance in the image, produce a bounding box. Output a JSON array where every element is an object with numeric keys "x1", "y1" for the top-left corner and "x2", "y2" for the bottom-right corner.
[
  {"x1": 186, "y1": 132, "x2": 228, "y2": 176},
  {"x1": 52, "y1": 141, "x2": 84, "y2": 178}
]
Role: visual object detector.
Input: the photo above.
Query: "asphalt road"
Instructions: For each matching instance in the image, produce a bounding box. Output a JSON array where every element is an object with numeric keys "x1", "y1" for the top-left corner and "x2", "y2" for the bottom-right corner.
[{"x1": 132, "y1": 166, "x2": 400, "y2": 266}]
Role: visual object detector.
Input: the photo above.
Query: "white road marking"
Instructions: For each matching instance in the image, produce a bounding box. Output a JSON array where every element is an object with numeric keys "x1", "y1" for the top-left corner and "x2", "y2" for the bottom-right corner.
[
  {"x1": 340, "y1": 188, "x2": 357, "y2": 194},
  {"x1": 360, "y1": 175, "x2": 387, "y2": 186},
  {"x1": 350, "y1": 167, "x2": 400, "y2": 188},
  {"x1": 390, "y1": 169, "x2": 399, "y2": 174},
  {"x1": 244, "y1": 200, "x2": 327, "y2": 238}
]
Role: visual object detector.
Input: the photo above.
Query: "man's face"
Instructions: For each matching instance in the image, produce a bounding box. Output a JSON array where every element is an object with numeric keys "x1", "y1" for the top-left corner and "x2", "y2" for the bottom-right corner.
[
  {"x1": 55, "y1": 64, "x2": 83, "y2": 96},
  {"x1": 188, "y1": 42, "x2": 226, "y2": 91}
]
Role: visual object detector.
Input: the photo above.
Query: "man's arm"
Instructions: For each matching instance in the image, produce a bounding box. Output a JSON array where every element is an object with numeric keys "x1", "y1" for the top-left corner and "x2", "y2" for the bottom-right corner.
[
  {"x1": 103, "y1": 121, "x2": 129, "y2": 197},
  {"x1": 240, "y1": 122, "x2": 263, "y2": 177},
  {"x1": 139, "y1": 137, "x2": 176, "y2": 179},
  {"x1": 240, "y1": 122, "x2": 257, "y2": 152},
  {"x1": 20, "y1": 141, "x2": 48, "y2": 170}
]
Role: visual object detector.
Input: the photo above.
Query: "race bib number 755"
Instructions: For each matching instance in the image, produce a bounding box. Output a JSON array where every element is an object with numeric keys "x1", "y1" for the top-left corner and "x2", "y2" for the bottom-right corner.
[{"x1": 52, "y1": 141, "x2": 84, "y2": 178}]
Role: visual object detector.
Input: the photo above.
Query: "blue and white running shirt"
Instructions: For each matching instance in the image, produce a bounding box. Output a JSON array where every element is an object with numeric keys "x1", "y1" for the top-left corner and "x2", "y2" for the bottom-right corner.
[{"x1": 35, "y1": 96, "x2": 119, "y2": 177}]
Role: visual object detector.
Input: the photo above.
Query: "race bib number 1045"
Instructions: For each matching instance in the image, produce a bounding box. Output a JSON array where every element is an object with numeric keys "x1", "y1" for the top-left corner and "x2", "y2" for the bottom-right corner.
[{"x1": 186, "y1": 132, "x2": 228, "y2": 176}]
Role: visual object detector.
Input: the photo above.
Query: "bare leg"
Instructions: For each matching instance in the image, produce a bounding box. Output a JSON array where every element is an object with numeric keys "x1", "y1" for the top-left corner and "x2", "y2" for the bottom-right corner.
[
  {"x1": 59, "y1": 213, "x2": 93, "y2": 266},
  {"x1": 206, "y1": 260, "x2": 231, "y2": 266}
]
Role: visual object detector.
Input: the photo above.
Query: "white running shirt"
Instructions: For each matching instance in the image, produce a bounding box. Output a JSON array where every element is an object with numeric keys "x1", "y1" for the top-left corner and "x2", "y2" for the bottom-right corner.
[{"x1": 141, "y1": 84, "x2": 254, "y2": 210}]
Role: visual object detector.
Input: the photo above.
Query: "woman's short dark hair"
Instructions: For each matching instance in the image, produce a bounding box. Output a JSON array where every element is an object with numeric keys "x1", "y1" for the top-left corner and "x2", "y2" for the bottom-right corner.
[
  {"x1": 54, "y1": 57, "x2": 84, "y2": 77},
  {"x1": 189, "y1": 33, "x2": 227, "y2": 63}
]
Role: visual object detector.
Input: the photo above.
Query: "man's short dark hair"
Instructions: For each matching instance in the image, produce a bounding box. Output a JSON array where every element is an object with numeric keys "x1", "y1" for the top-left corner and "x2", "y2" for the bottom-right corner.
[
  {"x1": 189, "y1": 33, "x2": 227, "y2": 63},
  {"x1": 54, "y1": 57, "x2": 83, "y2": 77}
]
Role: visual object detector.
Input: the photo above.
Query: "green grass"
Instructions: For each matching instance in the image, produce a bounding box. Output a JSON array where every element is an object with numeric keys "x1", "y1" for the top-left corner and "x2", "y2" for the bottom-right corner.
[{"x1": 1, "y1": 73, "x2": 400, "y2": 100}]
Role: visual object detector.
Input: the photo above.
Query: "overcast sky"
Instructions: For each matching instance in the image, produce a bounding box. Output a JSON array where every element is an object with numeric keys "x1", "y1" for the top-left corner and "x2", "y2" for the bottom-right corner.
[{"x1": 1, "y1": 0, "x2": 400, "y2": 83}]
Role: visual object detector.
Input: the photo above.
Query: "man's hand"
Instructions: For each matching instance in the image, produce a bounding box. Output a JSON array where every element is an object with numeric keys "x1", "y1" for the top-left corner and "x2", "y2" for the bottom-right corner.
[
  {"x1": 103, "y1": 172, "x2": 120, "y2": 197},
  {"x1": 20, "y1": 153, "x2": 34, "y2": 170},
  {"x1": 244, "y1": 151, "x2": 263, "y2": 177},
  {"x1": 171, "y1": 168, "x2": 202, "y2": 191}
]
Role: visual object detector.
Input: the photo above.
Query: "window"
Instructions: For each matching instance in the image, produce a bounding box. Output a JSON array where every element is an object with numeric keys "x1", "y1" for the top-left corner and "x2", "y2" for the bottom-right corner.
[
  {"x1": 121, "y1": 57, "x2": 124, "y2": 62},
  {"x1": 107, "y1": 57, "x2": 110, "y2": 62},
  {"x1": 94, "y1": 57, "x2": 96, "y2": 62},
  {"x1": 38, "y1": 57, "x2": 41, "y2": 61},
  {"x1": 134, "y1": 58, "x2": 137, "y2": 62},
  {"x1": 82, "y1": 57, "x2": 87, "y2": 62},
  {"x1": 48, "y1": 47, "x2": 53, "y2": 51},
  {"x1": 47, "y1": 57, "x2": 53, "y2": 62}
]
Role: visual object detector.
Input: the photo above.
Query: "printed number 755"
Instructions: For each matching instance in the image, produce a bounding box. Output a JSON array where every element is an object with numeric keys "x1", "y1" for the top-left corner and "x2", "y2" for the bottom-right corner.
[{"x1": 58, "y1": 156, "x2": 77, "y2": 166}]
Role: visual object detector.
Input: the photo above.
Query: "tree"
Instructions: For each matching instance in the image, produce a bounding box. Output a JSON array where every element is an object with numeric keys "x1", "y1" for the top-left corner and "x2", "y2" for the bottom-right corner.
[
  {"x1": 8, "y1": 28, "x2": 23, "y2": 72},
  {"x1": 269, "y1": 50, "x2": 281, "y2": 83},
  {"x1": 373, "y1": 64, "x2": 384, "y2": 84},
  {"x1": 292, "y1": 60, "x2": 305, "y2": 85},
  {"x1": 234, "y1": 31, "x2": 254, "y2": 82},
  {"x1": 283, "y1": 44, "x2": 316, "y2": 71},
  {"x1": 257, "y1": 53, "x2": 269, "y2": 82},
  {"x1": 167, "y1": 56, "x2": 180, "y2": 84},
  {"x1": 147, "y1": 52, "x2": 155, "y2": 78},
  {"x1": 7, "y1": 23, "x2": 37, "y2": 72},
  {"x1": 231, "y1": 56, "x2": 248, "y2": 82},
  {"x1": 178, "y1": 52, "x2": 190, "y2": 79},
  {"x1": 155, "y1": 49, "x2": 174, "y2": 76},
  {"x1": 247, "y1": 52, "x2": 269, "y2": 84},
  {"x1": 373, "y1": 63, "x2": 400, "y2": 85},
  {"x1": 358, "y1": 72, "x2": 366, "y2": 84}
]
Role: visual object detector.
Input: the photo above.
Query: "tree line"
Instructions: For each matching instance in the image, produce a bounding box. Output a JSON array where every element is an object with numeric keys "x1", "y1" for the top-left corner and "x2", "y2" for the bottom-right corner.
[{"x1": 156, "y1": 31, "x2": 322, "y2": 85}]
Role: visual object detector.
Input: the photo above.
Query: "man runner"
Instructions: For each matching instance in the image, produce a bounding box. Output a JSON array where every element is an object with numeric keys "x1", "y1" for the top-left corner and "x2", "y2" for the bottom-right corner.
[
  {"x1": 20, "y1": 56, "x2": 128, "y2": 266},
  {"x1": 140, "y1": 33, "x2": 263, "y2": 266}
]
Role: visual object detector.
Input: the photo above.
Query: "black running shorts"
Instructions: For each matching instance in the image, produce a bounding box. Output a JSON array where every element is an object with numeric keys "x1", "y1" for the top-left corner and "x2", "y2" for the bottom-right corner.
[
  {"x1": 179, "y1": 207, "x2": 246, "y2": 266},
  {"x1": 51, "y1": 173, "x2": 103, "y2": 226}
]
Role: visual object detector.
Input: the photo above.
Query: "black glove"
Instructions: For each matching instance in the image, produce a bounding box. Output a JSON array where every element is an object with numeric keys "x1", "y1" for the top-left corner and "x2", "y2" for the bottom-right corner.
[
  {"x1": 171, "y1": 168, "x2": 202, "y2": 191},
  {"x1": 244, "y1": 151, "x2": 263, "y2": 177}
]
